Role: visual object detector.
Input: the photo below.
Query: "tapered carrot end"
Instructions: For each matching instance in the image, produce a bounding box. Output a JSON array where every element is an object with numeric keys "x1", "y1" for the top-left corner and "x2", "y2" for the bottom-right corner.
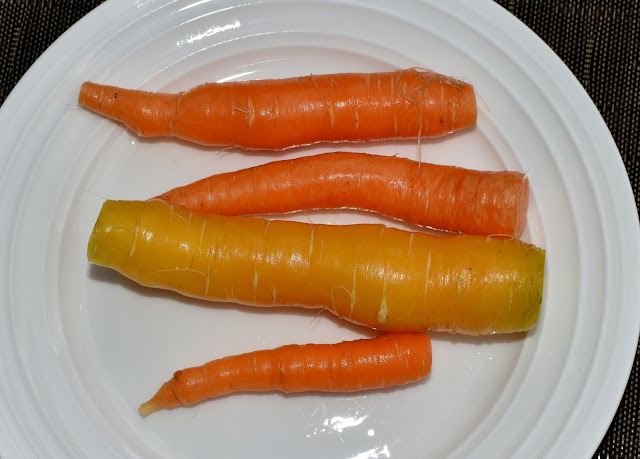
[
  {"x1": 77, "y1": 81, "x2": 127, "y2": 124},
  {"x1": 138, "y1": 399, "x2": 163, "y2": 417},
  {"x1": 147, "y1": 195, "x2": 169, "y2": 204},
  {"x1": 151, "y1": 190, "x2": 181, "y2": 206},
  {"x1": 78, "y1": 81, "x2": 102, "y2": 111},
  {"x1": 138, "y1": 379, "x2": 182, "y2": 417},
  {"x1": 78, "y1": 81, "x2": 177, "y2": 138}
]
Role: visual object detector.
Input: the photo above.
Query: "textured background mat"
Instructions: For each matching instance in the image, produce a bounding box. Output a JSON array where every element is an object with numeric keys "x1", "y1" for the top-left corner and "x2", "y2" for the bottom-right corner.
[{"x1": 1, "y1": 1, "x2": 638, "y2": 457}]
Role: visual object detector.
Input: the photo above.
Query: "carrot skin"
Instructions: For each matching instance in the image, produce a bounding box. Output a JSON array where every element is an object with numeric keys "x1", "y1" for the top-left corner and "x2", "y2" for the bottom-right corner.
[
  {"x1": 88, "y1": 200, "x2": 545, "y2": 335},
  {"x1": 78, "y1": 68, "x2": 477, "y2": 150},
  {"x1": 79, "y1": 82, "x2": 177, "y2": 137},
  {"x1": 138, "y1": 332, "x2": 432, "y2": 415},
  {"x1": 156, "y1": 152, "x2": 529, "y2": 237}
]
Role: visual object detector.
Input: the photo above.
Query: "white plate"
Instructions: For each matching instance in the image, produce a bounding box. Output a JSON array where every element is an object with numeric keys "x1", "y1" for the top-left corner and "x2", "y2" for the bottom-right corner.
[{"x1": 1, "y1": 1, "x2": 639, "y2": 457}]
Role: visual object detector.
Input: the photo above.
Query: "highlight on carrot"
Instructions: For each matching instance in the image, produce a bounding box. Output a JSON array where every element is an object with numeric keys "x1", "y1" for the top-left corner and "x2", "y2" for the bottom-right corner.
[
  {"x1": 156, "y1": 152, "x2": 529, "y2": 237},
  {"x1": 87, "y1": 200, "x2": 545, "y2": 335},
  {"x1": 78, "y1": 68, "x2": 477, "y2": 150},
  {"x1": 138, "y1": 332, "x2": 432, "y2": 416}
]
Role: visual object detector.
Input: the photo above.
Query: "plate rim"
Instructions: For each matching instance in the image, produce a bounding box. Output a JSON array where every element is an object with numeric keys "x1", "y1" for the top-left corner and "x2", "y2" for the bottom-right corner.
[{"x1": 1, "y1": 1, "x2": 639, "y2": 458}]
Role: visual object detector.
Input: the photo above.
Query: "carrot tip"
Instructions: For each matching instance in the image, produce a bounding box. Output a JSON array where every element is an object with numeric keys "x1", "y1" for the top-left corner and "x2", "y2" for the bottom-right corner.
[{"x1": 138, "y1": 399, "x2": 162, "y2": 417}]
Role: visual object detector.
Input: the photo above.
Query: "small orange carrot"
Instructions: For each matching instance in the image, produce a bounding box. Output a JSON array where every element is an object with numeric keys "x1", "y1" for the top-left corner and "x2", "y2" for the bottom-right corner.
[
  {"x1": 156, "y1": 152, "x2": 529, "y2": 237},
  {"x1": 139, "y1": 332, "x2": 432, "y2": 416},
  {"x1": 78, "y1": 68, "x2": 477, "y2": 150}
]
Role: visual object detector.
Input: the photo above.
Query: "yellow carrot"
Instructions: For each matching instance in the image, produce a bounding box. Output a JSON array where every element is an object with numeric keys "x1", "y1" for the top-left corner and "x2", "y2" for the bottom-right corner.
[{"x1": 87, "y1": 200, "x2": 545, "y2": 335}]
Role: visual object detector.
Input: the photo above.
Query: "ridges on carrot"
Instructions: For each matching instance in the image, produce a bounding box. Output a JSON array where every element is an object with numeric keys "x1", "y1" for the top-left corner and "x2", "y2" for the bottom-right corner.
[
  {"x1": 155, "y1": 152, "x2": 529, "y2": 237},
  {"x1": 78, "y1": 68, "x2": 477, "y2": 150},
  {"x1": 138, "y1": 332, "x2": 432, "y2": 416},
  {"x1": 87, "y1": 199, "x2": 545, "y2": 335}
]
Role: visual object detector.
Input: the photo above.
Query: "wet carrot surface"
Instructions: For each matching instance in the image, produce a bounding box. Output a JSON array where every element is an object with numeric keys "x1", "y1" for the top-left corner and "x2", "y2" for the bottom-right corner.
[
  {"x1": 139, "y1": 332, "x2": 432, "y2": 416},
  {"x1": 88, "y1": 200, "x2": 545, "y2": 335},
  {"x1": 156, "y1": 152, "x2": 529, "y2": 237},
  {"x1": 78, "y1": 68, "x2": 477, "y2": 150}
]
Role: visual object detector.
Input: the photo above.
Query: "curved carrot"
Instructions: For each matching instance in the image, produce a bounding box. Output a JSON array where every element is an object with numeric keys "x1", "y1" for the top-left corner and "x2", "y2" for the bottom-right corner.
[
  {"x1": 78, "y1": 68, "x2": 477, "y2": 150},
  {"x1": 156, "y1": 152, "x2": 529, "y2": 237},
  {"x1": 87, "y1": 200, "x2": 545, "y2": 335},
  {"x1": 139, "y1": 332, "x2": 432, "y2": 416}
]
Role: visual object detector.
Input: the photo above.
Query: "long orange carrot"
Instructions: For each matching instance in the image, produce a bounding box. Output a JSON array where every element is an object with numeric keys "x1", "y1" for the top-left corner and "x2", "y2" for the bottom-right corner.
[
  {"x1": 138, "y1": 332, "x2": 431, "y2": 416},
  {"x1": 78, "y1": 68, "x2": 477, "y2": 150},
  {"x1": 88, "y1": 200, "x2": 545, "y2": 335},
  {"x1": 156, "y1": 152, "x2": 529, "y2": 237}
]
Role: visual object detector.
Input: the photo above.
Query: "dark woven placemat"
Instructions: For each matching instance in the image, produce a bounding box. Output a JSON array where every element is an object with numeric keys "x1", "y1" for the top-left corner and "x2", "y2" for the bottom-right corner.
[
  {"x1": 1, "y1": 1, "x2": 638, "y2": 457},
  {"x1": 495, "y1": 4, "x2": 639, "y2": 457}
]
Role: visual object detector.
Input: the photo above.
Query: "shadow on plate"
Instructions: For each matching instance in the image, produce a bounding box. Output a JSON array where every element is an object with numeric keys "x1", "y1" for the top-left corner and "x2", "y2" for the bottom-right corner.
[{"x1": 89, "y1": 263, "x2": 532, "y2": 346}]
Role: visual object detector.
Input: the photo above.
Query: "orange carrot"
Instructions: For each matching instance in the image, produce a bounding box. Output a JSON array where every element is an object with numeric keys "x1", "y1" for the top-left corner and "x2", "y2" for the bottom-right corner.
[
  {"x1": 78, "y1": 68, "x2": 477, "y2": 150},
  {"x1": 156, "y1": 152, "x2": 529, "y2": 237},
  {"x1": 88, "y1": 200, "x2": 545, "y2": 335},
  {"x1": 138, "y1": 332, "x2": 431, "y2": 416}
]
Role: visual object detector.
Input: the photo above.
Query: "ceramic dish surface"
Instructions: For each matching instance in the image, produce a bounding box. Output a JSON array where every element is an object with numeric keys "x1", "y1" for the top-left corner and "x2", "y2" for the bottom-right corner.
[{"x1": 1, "y1": 1, "x2": 639, "y2": 458}]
